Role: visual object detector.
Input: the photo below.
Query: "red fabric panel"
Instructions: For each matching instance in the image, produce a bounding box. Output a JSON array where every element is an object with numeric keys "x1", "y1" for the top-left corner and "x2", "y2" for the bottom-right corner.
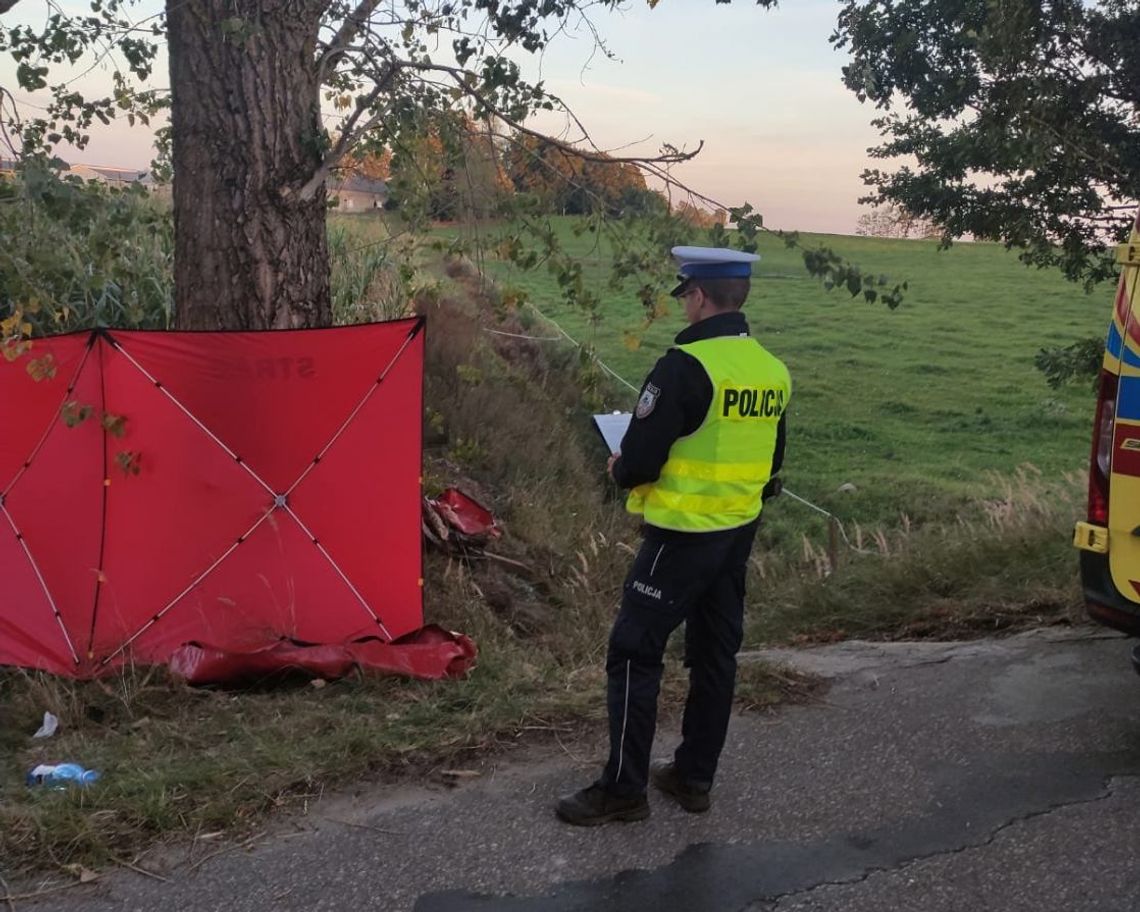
[
  {"x1": 111, "y1": 325, "x2": 418, "y2": 492},
  {"x1": 116, "y1": 514, "x2": 387, "y2": 664},
  {"x1": 289, "y1": 328, "x2": 424, "y2": 640},
  {"x1": 168, "y1": 625, "x2": 477, "y2": 685},
  {"x1": 1, "y1": 320, "x2": 431, "y2": 678},
  {"x1": 0, "y1": 334, "x2": 92, "y2": 485},
  {"x1": 1, "y1": 334, "x2": 101, "y2": 674},
  {"x1": 0, "y1": 531, "x2": 74, "y2": 674},
  {"x1": 89, "y1": 342, "x2": 273, "y2": 662}
]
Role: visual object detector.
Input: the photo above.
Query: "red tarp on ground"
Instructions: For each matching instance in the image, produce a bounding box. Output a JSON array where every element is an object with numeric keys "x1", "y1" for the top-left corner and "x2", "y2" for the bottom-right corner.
[
  {"x1": 169, "y1": 625, "x2": 477, "y2": 686},
  {"x1": 0, "y1": 318, "x2": 472, "y2": 682}
]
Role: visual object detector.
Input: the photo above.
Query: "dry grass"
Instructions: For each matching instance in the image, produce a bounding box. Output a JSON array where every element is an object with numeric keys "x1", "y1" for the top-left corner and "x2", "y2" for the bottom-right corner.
[{"x1": 748, "y1": 467, "x2": 1085, "y2": 645}]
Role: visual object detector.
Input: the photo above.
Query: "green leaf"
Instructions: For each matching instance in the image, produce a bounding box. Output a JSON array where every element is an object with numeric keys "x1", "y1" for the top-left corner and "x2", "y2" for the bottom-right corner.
[
  {"x1": 16, "y1": 61, "x2": 48, "y2": 91},
  {"x1": 101, "y1": 412, "x2": 128, "y2": 438},
  {"x1": 60, "y1": 400, "x2": 93, "y2": 427}
]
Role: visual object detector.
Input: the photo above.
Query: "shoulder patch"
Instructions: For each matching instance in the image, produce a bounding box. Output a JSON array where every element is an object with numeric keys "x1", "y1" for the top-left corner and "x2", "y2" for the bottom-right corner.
[{"x1": 635, "y1": 382, "x2": 661, "y2": 419}]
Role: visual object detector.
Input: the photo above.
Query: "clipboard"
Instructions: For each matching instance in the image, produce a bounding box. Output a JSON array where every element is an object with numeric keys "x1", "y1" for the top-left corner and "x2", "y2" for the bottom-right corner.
[{"x1": 592, "y1": 411, "x2": 631, "y2": 453}]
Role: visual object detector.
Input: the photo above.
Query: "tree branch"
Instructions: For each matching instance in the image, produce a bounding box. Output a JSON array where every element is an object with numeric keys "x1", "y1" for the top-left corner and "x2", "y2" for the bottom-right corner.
[
  {"x1": 0, "y1": 88, "x2": 22, "y2": 158},
  {"x1": 316, "y1": 0, "x2": 384, "y2": 83},
  {"x1": 289, "y1": 60, "x2": 402, "y2": 202},
  {"x1": 425, "y1": 63, "x2": 703, "y2": 167},
  {"x1": 292, "y1": 53, "x2": 705, "y2": 204}
]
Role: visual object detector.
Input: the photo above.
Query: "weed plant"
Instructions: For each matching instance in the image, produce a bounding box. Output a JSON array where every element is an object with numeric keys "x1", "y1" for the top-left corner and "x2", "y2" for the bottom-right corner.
[{"x1": 0, "y1": 163, "x2": 174, "y2": 333}]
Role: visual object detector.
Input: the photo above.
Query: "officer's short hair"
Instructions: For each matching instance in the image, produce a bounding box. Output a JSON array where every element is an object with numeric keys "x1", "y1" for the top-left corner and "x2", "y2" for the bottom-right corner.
[{"x1": 694, "y1": 277, "x2": 750, "y2": 310}]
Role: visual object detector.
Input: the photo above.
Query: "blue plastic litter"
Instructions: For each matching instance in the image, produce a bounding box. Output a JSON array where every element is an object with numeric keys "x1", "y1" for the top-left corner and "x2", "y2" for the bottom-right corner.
[{"x1": 26, "y1": 763, "x2": 101, "y2": 788}]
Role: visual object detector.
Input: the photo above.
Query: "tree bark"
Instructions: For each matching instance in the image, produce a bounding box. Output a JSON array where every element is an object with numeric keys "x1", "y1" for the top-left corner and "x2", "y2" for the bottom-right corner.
[{"x1": 167, "y1": 0, "x2": 331, "y2": 329}]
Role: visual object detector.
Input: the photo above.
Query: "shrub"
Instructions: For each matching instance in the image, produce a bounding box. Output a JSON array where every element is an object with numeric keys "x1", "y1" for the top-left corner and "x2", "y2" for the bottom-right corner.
[{"x1": 0, "y1": 159, "x2": 174, "y2": 337}]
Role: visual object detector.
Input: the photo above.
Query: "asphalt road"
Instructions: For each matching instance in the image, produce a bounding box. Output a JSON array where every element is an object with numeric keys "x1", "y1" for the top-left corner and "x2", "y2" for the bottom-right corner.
[{"x1": 21, "y1": 627, "x2": 1140, "y2": 912}]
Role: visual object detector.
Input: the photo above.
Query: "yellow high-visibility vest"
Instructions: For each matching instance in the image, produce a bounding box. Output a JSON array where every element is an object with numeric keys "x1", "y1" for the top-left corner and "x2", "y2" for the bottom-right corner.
[{"x1": 627, "y1": 335, "x2": 791, "y2": 532}]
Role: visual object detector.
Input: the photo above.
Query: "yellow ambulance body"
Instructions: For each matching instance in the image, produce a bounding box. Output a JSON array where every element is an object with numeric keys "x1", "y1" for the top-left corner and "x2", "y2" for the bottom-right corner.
[{"x1": 1075, "y1": 213, "x2": 1140, "y2": 670}]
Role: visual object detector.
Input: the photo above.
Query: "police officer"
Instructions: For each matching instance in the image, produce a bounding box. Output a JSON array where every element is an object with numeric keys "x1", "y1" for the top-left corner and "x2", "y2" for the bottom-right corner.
[{"x1": 556, "y1": 246, "x2": 790, "y2": 826}]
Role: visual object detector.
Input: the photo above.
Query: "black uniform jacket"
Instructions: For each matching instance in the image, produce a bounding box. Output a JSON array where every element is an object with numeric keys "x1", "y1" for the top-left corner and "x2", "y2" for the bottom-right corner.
[{"x1": 611, "y1": 311, "x2": 787, "y2": 531}]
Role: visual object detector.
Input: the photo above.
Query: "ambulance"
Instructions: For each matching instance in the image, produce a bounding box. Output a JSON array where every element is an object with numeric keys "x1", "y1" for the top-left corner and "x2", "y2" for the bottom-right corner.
[{"x1": 1074, "y1": 211, "x2": 1140, "y2": 674}]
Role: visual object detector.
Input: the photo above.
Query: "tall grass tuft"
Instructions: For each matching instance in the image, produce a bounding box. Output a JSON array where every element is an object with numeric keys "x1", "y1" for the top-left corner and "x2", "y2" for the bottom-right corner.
[
  {"x1": 328, "y1": 218, "x2": 416, "y2": 324},
  {"x1": 749, "y1": 467, "x2": 1084, "y2": 644}
]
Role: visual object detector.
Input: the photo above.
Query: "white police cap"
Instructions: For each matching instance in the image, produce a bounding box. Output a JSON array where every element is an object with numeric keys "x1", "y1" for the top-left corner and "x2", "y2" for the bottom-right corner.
[{"x1": 670, "y1": 246, "x2": 761, "y2": 297}]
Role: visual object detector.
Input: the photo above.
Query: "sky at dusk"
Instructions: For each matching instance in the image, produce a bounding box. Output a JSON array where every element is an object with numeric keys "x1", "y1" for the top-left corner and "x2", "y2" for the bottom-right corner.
[{"x1": 0, "y1": 1, "x2": 888, "y2": 234}]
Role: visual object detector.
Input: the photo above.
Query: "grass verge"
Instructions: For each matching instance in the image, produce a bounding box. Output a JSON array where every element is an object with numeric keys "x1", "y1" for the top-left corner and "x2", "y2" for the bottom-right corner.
[{"x1": 749, "y1": 468, "x2": 1084, "y2": 645}]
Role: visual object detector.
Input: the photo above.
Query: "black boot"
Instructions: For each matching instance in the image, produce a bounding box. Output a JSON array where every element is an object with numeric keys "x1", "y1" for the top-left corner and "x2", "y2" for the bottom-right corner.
[
  {"x1": 650, "y1": 760, "x2": 711, "y2": 813},
  {"x1": 555, "y1": 783, "x2": 650, "y2": 826}
]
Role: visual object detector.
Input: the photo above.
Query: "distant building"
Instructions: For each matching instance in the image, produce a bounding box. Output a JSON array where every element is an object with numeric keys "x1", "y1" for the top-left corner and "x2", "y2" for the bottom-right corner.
[
  {"x1": 0, "y1": 158, "x2": 175, "y2": 200},
  {"x1": 65, "y1": 162, "x2": 170, "y2": 199},
  {"x1": 330, "y1": 174, "x2": 388, "y2": 211},
  {"x1": 68, "y1": 163, "x2": 149, "y2": 188}
]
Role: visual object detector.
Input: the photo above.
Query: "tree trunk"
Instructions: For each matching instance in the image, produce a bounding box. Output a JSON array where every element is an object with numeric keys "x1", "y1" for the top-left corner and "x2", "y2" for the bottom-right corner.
[{"x1": 167, "y1": 1, "x2": 331, "y2": 330}]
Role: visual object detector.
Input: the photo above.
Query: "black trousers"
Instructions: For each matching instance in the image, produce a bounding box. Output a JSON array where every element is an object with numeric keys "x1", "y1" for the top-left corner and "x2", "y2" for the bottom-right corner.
[{"x1": 599, "y1": 519, "x2": 759, "y2": 797}]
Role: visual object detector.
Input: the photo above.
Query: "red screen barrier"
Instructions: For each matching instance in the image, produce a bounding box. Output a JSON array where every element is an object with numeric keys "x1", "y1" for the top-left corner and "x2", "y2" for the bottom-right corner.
[{"x1": 1, "y1": 319, "x2": 431, "y2": 679}]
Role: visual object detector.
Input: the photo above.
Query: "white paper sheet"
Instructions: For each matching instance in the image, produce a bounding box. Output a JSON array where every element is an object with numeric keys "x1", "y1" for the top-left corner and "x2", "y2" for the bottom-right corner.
[{"x1": 592, "y1": 412, "x2": 632, "y2": 453}]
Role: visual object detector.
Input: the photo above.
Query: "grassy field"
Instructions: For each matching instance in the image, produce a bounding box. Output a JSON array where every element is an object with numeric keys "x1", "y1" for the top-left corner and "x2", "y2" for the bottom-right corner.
[{"x1": 447, "y1": 218, "x2": 1107, "y2": 552}]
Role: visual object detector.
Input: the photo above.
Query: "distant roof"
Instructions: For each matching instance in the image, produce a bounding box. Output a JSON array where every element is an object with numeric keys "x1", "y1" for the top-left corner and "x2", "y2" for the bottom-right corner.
[
  {"x1": 75, "y1": 164, "x2": 148, "y2": 182},
  {"x1": 335, "y1": 174, "x2": 388, "y2": 194},
  {"x1": 0, "y1": 159, "x2": 148, "y2": 179}
]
